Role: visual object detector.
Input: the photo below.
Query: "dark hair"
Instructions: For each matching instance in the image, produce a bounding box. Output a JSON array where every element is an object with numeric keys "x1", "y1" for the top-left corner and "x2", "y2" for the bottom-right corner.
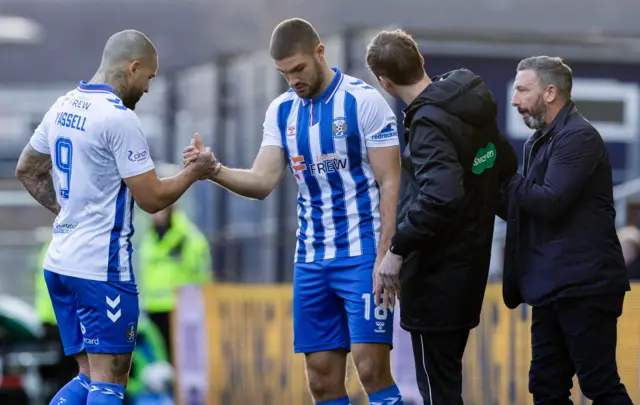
[
  {"x1": 366, "y1": 29, "x2": 424, "y2": 86},
  {"x1": 269, "y1": 18, "x2": 321, "y2": 60},
  {"x1": 517, "y1": 56, "x2": 573, "y2": 99}
]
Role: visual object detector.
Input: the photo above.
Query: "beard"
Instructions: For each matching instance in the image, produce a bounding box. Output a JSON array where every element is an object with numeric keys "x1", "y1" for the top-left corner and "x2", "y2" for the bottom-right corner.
[
  {"x1": 518, "y1": 97, "x2": 547, "y2": 130},
  {"x1": 293, "y1": 62, "x2": 324, "y2": 99},
  {"x1": 121, "y1": 91, "x2": 142, "y2": 110}
]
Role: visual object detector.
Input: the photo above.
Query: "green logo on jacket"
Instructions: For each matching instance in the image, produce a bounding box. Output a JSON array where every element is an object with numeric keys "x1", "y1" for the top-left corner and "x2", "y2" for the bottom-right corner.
[{"x1": 472, "y1": 142, "x2": 497, "y2": 175}]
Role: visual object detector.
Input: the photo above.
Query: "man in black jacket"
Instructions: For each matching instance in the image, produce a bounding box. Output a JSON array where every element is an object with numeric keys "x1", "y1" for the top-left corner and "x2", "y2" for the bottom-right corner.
[
  {"x1": 504, "y1": 56, "x2": 632, "y2": 404},
  {"x1": 366, "y1": 29, "x2": 518, "y2": 404}
]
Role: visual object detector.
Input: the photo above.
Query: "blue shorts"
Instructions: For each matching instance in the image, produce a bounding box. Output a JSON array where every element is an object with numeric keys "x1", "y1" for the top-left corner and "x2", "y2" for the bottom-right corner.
[
  {"x1": 293, "y1": 254, "x2": 394, "y2": 354},
  {"x1": 44, "y1": 270, "x2": 140, "y2": 356}
]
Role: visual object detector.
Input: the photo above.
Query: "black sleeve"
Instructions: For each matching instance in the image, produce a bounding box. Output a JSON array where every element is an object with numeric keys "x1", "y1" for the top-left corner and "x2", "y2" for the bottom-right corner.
[
  {"x1": 508, "y1": 128, "x2": 601, "y2": 220},
  {"x1": 495, "y1": 129, "x2": 518, "y2": 220},
  {"x1": 391, "y1": 118, "x2": 466, "y2": 257}
]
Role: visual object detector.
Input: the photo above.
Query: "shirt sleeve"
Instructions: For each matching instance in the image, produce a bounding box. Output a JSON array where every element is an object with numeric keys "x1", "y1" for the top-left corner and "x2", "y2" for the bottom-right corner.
[
  {"x1": 29, "y1": 114, "x2": 51, "y2": 154},
  {"x1": 106, "y1": 112, "x2": 155, "y2": 179},
  {"x1": 260, "y1": 98, "x2": 284, "y2": 149},
  {"x1": 359, "y1": 90, "x2": 400, "y2": 148}
]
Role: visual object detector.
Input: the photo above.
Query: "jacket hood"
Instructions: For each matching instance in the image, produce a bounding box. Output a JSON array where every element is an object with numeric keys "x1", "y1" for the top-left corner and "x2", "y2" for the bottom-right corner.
[{"x1": 404, "y1": 69, "x2": 497, "y2": 127}]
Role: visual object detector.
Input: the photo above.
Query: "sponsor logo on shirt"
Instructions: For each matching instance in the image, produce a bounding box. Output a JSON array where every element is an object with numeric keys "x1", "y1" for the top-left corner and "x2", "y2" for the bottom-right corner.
[
  {"x1": 127, "y1": 149, "x2": 149, "y2": 163},
  {"x1": 370, "y1": 123, "x2": 397, "y2": 142},
  {"x1": 290, "y1": 153, "x2": 348, "y2": 180},
  {"x1": 53, "y1": 222, "x2": 78, "y2": 234}
]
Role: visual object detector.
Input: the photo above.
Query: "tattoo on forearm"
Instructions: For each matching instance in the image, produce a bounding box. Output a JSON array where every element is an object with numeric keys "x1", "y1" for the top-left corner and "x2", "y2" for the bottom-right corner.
[
  {"x1": 17, "y1": 144, "x2": 60, "y2": 215},
  {"x1": 23, "y1": 173, "x2": 60, "y2": 215}
]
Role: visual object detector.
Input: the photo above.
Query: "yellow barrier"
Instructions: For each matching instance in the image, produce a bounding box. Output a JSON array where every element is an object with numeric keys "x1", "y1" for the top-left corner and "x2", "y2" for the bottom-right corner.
[{"x1": 174, "y1": 283, "x2": 640, "y2": 405}]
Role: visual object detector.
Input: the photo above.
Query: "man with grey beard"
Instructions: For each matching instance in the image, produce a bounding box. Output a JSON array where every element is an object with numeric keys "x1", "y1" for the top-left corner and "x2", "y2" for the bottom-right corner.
[{"x1": 500, "y1": 56, "x2": 632, "y2": 404}]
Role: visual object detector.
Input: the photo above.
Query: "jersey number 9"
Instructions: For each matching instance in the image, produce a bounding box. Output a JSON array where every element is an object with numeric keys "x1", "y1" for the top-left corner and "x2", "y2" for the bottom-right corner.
[{"x1": 54, "y1": 137, "x2": 73, "y2": 199}]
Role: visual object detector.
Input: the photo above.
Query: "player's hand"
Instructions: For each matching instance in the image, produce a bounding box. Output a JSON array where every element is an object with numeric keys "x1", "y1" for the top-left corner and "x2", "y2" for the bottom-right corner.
[
  {"x1": 373, "y1": 250, "x2": 402, "y2": 309},
  {"x1": 373, "y1": 257, "x2": 393, "y2": 309},
  {"x1": 183, "y1": 133, "x2": 221, "y2": 179}
]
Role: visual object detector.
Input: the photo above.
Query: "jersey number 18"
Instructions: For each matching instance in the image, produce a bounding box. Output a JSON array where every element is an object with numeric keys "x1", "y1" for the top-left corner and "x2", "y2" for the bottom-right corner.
[{"x1": 54, "y1": 137, "x2": 73, "y2": 199}]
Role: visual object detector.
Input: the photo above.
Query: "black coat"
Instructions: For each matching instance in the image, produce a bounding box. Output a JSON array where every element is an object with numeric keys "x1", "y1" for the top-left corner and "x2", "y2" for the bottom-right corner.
[
  {"x1": 501, "y1": 101, "x2": 630, "y2": 309},
  {"x1": 392, "y1": 69, "x2": 517, "y2": 331}
]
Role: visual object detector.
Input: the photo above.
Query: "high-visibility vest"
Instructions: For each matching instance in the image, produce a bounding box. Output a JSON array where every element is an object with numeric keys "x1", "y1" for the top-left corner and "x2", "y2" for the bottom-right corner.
[
  {"x1": 138, "y1": 211, "x2": 212, "y2": 313},
  {"x1": 34, "y1": 242, "x2": 56, "y2": 325}
]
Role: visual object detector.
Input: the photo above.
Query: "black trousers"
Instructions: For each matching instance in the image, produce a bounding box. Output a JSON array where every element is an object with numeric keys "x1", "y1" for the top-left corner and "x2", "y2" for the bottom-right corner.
[
  {"x1": 149, "y1": 311, "x2": 173, "y2": 364},
  {"x1": 410, "y1": 328, "x2": 470, "y2": 405},
  {"x1": 530, "y1": 293, "x2": 632, "y2": 405}
]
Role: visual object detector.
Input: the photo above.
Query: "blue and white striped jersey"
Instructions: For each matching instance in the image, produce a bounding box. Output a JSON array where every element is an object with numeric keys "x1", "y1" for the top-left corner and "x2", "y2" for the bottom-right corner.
[
  {"x1": 30, "y1": 82, "x2": 155, "y2": 282},
  {"x1": 261, "y1": 68, "x2": 399, "y2": 263}
]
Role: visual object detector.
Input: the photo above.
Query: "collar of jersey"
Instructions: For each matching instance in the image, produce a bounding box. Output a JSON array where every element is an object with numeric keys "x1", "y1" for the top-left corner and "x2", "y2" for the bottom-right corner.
[
  {"x1": 77, "y1": 81, "x2": 118, "y2": 96},
  {"x1": 301, "y1": 67, "x2": 343, "y2": 106}
]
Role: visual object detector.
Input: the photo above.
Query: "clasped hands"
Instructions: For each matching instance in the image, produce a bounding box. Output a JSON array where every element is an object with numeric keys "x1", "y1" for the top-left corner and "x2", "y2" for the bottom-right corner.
[{"x1": 183, "y1": 133, "x2": 221, "y2": 179}]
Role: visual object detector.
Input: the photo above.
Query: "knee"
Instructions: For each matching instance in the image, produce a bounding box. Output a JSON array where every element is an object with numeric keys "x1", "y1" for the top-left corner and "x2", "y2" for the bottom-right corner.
[
  {"x1": 577, "y1": 369, "x2": 628, "y2": 401},
  {"x1": 305, "y1": 354, "x2": 346, "y2": 401},
  {"x1": 88, "y1": 353, "x2": 132, "y2": 386},
  {"x1": 352, "y1": 345, "x2": 393, "y2": 393},
  {"x1": 74, "y1": 352, "x2": 90, "y2": 376}
]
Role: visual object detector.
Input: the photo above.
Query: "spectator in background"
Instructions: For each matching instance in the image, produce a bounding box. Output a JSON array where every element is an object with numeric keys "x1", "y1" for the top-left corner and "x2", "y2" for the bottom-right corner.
[
  {"x1": 618, "y1": 226, "x2": 640, "y2": 279},
  {"x1": 125, "y1": 314, "x2": 172, "y2": 405},
  {"x1": 503, "y1": 56, "x2": 632, "y2": 404},
  {"x1": 138, "y1": 163, "x2": 212, "y2": 364}
]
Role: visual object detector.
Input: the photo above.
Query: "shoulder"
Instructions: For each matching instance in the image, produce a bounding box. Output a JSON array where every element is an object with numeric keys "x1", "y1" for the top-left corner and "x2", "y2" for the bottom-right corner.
[
  {"x1": 341, "y1": 75, "x2": 393, "y2": 119},
  {"x1": 559, "y1": 113, "x2": 603, "y2": 141},
  {"x1": 269, "y1": 90, "x2": 297, "y2": 111},
  {"x1": 553, "y1": 114, "x2": 605, "y2": 152},
  {"x1": 341, "y1": 75, "x2": 386, "y2": 104},
  {"x1": 174, "y1": 212, "x2": 206, "y2": 240},
  {"x1": 105, "y1": 108, "x2": 141, "y2": 132},
  {"x1": 410, "y1": 105, "x2": 451, "y2": 132},
  {"x1": 264, "y1": 90, "x2": 297, "y2": 122}
]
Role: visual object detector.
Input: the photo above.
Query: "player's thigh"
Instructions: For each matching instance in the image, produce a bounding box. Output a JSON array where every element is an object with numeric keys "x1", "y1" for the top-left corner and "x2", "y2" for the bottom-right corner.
[
  {"x1": 293, "y1": 261, "x2": 349, "y2": 354},
  {"x1": 331, "y1": 255, "x2": 394, "y2": 346},
  {"x1": 66, "y1": 277, "x2": 140, "y2": 357},
  {"x1": 44, "y1": 270, "x2": 84, "y2": 356}
]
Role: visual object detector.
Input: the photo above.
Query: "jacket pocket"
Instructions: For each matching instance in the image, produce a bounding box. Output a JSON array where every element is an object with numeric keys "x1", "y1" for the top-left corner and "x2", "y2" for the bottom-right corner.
[
  {"x1": 521, "y1": 239, "x2": 564, "y2": 302},
  {"x1": 552, "y1": 236, "x2": 598, "y2": 284}
]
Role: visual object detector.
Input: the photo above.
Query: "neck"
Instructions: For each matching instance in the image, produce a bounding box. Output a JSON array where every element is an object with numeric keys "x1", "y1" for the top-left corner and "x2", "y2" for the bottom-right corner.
[
  {"x1": 396, "y1": 75, "x2": 432, "y2": 105},
  {"x1": 310, "y1": 64, "x2": 337, "y2": 99},
  {"x1": 544, "y1": 99, "x2": 569, "y2": 125},
  {"x1": 89, "y1": 64, "x2": 128, "y2": 99}
]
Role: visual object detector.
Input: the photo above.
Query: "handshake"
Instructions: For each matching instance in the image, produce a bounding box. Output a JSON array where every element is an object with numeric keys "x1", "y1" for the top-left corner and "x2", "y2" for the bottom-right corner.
[{"x1": 182, "y1": 133, "x2": 222, "y2": 180}]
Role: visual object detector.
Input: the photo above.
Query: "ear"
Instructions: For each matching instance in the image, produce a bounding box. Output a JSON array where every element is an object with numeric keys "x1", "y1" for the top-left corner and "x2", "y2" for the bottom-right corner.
[
  {"x1": 545, "y1": 84, "x2": 558, "y2": 103},
  {"x1": 315, "y1": 43, "x2": 325, "y2": 59},
  {"x1": 379, "y1": 76, "x2": 393, "y2": 91},
  {"x1": 129, "y1": 61, "x2": 141, "y2": 75}
]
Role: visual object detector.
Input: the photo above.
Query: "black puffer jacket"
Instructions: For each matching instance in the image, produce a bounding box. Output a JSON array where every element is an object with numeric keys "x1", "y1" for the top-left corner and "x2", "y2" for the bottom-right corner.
[{"x1": 391, "y1": 69, "x2": 517, "y2": 331}]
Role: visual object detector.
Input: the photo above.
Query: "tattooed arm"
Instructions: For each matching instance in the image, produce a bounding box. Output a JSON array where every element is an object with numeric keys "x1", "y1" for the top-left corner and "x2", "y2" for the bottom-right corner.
[{"x1": 15, "y1": 144, "x2": 60, "y2": 215}]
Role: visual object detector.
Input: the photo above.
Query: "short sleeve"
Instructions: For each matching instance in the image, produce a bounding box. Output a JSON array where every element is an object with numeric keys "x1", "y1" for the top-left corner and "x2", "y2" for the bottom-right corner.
[
  {"x1": 106, "y1": 113, "x2": 155, "y2": 179},
  {"x1": 260, "y1": 98, "x2": 284, "y2": 149},
  {"x1": 29, "y1": 116, "x2": 51, "y2": 154},
  {"x1": 360, "y1": 90, "x2": 400, "y2": 148}
]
